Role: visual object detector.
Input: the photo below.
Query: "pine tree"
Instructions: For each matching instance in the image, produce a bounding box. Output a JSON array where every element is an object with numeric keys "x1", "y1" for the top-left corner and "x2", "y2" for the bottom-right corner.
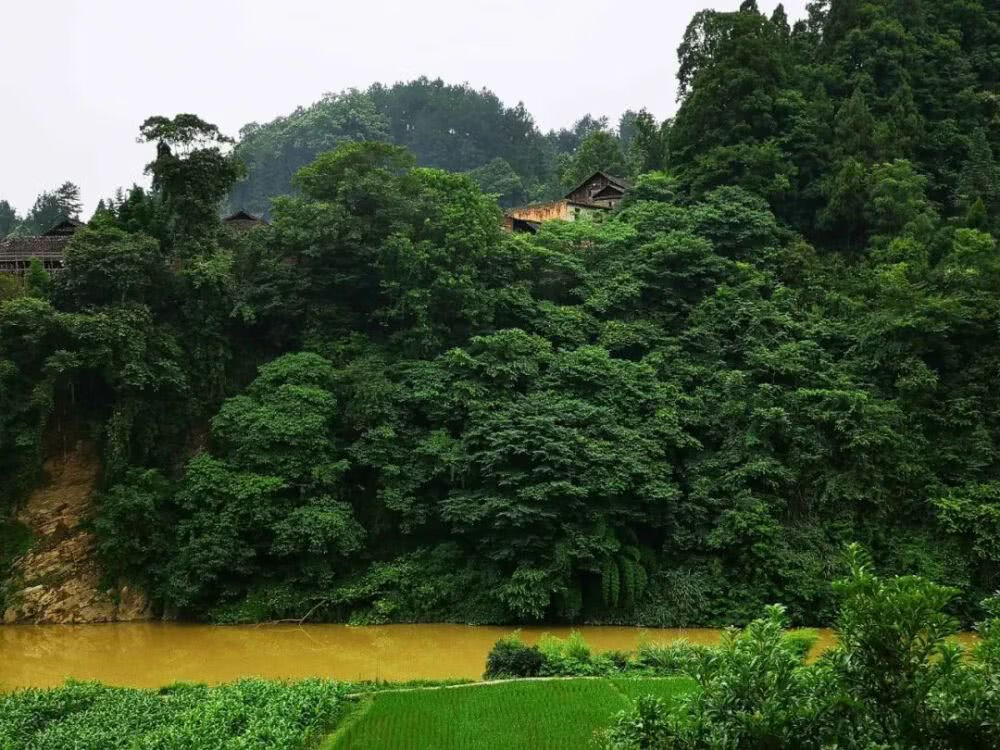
[
  {"x1": 24, "y1": 191, "x2": 64, "y2": 234},
  {"x1": 771, "y1": 3, "x2": 790, "y2": 35},
  {"x1": 92, "y1": 199, "x2": 111, "y2": 221},
  {"x1": 835, "y1": 88, "x2": 878, "y2": 163},
  {"x1": 0, "y1": 200, "x2": 17, "y2": 239},
  {"x1": 25, "y1": 258, "x2": 51, "y2": 299},
  {"x1": 55, "y1": 181, "x2": 83, "y2": 219},
  {"x1": 955, "y1": 129, "x2": 1000, "y2": 218},
  {"x1": 965, "y1": 197, "x2": 989, "y2": 231},
  {"x1": 875, "y1": 84, "x2": 923, "y2": 160}
]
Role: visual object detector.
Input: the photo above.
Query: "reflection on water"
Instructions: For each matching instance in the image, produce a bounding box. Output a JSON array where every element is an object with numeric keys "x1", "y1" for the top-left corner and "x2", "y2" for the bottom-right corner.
[{"x1": 0, "y1": 623, "x2": 845, "y2": 689}]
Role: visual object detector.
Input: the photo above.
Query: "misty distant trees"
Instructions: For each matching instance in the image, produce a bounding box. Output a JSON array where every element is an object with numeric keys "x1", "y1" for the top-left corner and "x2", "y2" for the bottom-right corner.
[
  {"x1": 0, "y1": 181, "x2": 83, "y2": 237},
  {"x1": 227, "y1": 78, "x2": 661, "y2": 214}
]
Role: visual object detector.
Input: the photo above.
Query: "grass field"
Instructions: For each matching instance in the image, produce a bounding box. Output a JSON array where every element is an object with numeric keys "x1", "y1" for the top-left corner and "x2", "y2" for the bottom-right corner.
[{"x1": 326, "y1": 677, "x2": 696, "y2": 750}]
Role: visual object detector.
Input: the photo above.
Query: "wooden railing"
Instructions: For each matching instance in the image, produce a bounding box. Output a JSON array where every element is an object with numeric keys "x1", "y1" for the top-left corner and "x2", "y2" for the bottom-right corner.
[{"x1": 0, "y1": 244, "x2": 67, "y2": 274}]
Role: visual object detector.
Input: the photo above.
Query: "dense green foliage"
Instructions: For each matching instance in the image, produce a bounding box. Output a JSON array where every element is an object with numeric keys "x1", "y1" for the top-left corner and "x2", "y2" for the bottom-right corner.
[
  {"x1": 0, "y1": 679, "x2": 349, "y2": 750},
  {"x1": 2, "y1": 0, "x2": 1000, "y2": 628},
  {"x1": 0, "y1": 521, "x2": 31, "y2": 611},
  {"x1": 328, "y1": 678, "x2": 694, "y2": 750},
  {"x1": 483, "y1": 629, "x2": 817, "y2": 680},
  {"x1": 601, "y1": 546, "x2": 1000, "y2": 750}
]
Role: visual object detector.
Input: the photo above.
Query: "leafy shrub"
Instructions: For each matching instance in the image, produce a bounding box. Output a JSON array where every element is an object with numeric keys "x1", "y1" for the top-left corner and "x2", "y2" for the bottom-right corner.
[
  {"x1": 782, "y1": 629, "x2": 820, "y2": 662},
  {"x1": 207, "y1": 584, "x2": 318, "y2": 624},
  {"x1": 538, "y1": 631, "x2": 599, "y2": 676},
  {"x1": 602, "y1": 546, "x2": 1000, "y2": 749},
  {"x1": 633, "y1": 639, "x2": 709, "y2": 676},
  {"x1": 484, "y1": 632, "x2": 545, "y2": 679},
  {"x1": 823, "y1": 544, "x2": 998, "y2": 748},
  {"x1": 690, "y1": 606, "x2": 822, "y2": 746},
  {"x1": 484, "y1": 632, "x2": 719, "y2": 680},
  {"x1": 599, "y1": 695, "x2": 675, "y2": 750},
  {"x1": 0, "y1": 679, "x2": 350, "y2": 750},
  {"x1": 331, "y1": 545, "x2": 508, "y2": 625},
  {"x1": 599, "y1": 649, "x2": 633, "y2": 673},
  {"x1": 634, "y1": 567, "x2": 721, "y2": 628},
  {"x1": 604, "y1": 607, "x2": 846, "y2": 749},
  {"x1": 974, "y1": 595, "x2": 1000, "y2": 672}
]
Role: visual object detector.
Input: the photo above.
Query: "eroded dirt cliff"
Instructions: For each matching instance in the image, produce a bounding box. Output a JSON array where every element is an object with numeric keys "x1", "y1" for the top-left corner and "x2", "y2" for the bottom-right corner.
[{"x1": 2, "y1": 442, "x2": 152, "y2": 624}]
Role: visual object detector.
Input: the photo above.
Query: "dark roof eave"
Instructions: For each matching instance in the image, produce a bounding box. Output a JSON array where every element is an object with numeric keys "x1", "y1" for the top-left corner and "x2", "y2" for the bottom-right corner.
[
  {"x1": 564, "y1": 170, "x2": 632, "y2": 200},
  {"x1": 223, "y1": 210, "x2": 267, "y2": 224}
]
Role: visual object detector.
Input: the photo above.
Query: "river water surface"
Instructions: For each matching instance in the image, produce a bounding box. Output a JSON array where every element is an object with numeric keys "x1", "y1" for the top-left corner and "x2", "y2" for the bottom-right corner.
[{"x1": 2, "y1": 623, "x2": 837, "y2": 689}]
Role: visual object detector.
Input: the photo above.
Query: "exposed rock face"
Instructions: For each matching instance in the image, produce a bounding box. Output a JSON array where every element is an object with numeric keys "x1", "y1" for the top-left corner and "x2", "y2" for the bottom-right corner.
[{"x1": 2, "y1": 442, "x2": 154, "y2": 624}]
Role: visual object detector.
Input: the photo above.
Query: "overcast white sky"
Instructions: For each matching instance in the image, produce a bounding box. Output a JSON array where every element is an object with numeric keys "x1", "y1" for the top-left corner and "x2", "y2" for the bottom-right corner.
[{"x1": 0, "y1": 0, "x2": 808, "y2": 215}]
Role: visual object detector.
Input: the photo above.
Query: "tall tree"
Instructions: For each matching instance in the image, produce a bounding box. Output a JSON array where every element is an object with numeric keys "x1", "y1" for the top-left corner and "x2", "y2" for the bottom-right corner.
[
  {"x1": 670, "y1": 6, "x2": 799, "y2": 204},
  {"x1": 0, "y1": 200, "x2": 17, "y2": 239},
  {"x1": 626, "y1": 110, "x2": 670, "y2": 176},
  {"x1": 955, "y1": 128, "x2": 1000, "y2": 227},
  {"x1": 54, "y1": 182, "x2": 82, "y2": 219},
  {"x1": 139, "y1": 114, "x2": 243, "y2": 249},
  {"x1": 560, "y1": 131, "x2": 629, "y2": 189}
]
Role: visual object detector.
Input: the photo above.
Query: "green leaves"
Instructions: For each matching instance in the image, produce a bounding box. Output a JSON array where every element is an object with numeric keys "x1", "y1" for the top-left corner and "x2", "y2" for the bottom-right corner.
[
  {"x1": 59, "y1": 222, "x2": 165, "y2": 307},
  {"x1": 140, "y1": 115, "x2": 243, "y2": 249},
  {"x1": 0, "y1": 679, "x2": 349, "y2": 750},
  {"x1": 128, "y1": 353, "x2": 366, "y2": 615},
  {"x1": 606, "y1": 554, "x2": 1000, "y2": 749}
]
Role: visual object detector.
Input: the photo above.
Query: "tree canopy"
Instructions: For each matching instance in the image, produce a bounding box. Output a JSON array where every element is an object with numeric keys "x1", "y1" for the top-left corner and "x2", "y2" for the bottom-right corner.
[{"x1": 3, "y1": 0, "x2": 1000, "y2": 628}]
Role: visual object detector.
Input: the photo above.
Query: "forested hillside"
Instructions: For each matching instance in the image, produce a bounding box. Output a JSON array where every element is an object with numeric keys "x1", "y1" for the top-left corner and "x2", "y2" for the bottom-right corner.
[
  {"x1": 226, "y1": 78, "x2": 662, "y2": 214},
  {"x1": 2, "y1": 0, "x2": 999, "y2": 628}
]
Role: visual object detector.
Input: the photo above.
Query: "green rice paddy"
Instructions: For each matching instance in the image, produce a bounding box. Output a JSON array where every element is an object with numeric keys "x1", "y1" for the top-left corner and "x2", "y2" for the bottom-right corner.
[{"x1": 326, "y1": 677, "x2": 696, "y2": 750}]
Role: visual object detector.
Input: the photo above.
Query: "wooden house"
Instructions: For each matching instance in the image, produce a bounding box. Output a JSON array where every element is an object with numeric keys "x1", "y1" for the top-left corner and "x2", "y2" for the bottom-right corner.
[
  {"x1": 564, "y1": 171, "x2": 631, "y2": 210},
  {"x1": 0, "y1": 210, "x2": 271, "y2": 276},
  {"x1": 503, "y1": 171, "x2": 631, "y2": 234},
  {"x1": 0, "y1": 219, "x2": 85, "y2": 274}
]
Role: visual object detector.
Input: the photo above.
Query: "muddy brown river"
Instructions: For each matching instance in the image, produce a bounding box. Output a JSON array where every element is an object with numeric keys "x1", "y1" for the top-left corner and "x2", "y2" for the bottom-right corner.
[{"x1": 1, "y1": 623, "x2": 838, "y2": 689}]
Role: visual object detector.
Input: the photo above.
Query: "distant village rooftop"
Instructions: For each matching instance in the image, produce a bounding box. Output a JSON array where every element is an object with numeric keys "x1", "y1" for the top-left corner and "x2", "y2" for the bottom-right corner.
[
  {"x1": 0, "y1": 211, "x2": 268, "y2": 275},
  {"x1": 44, "y1": 218, "x2": 86, "y2": 237},
  {"x1": 503, "y1": 171, "x2": 631, "y2": 234},
  {"x1": 222, "y1": 210, "x2": 268, "y2": 232},
  {"x1": 0, "y1": 218, "x2": 86, "y2": 274}
]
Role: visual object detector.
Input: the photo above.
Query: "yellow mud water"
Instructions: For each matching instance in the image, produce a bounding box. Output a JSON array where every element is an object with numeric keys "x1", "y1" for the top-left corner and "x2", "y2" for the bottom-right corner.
[
  {"x1": 2, "y1": 624, "x2": 978, "y2": 690},
  {"x1": 0, "y1": 624, "x2": 841, "y2": 690}
]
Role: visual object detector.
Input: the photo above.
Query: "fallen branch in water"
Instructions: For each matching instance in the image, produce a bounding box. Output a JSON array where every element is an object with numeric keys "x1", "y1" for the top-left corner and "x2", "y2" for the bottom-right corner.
[{"x1": 256, "y1": 599, "x2": 330, "y2": 627}]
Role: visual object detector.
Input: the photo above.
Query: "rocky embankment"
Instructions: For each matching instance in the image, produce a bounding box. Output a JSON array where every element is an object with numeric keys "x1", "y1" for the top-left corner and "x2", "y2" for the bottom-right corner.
[{"x1": 2, "y1": 443, "x2": 152, "y2": 624}]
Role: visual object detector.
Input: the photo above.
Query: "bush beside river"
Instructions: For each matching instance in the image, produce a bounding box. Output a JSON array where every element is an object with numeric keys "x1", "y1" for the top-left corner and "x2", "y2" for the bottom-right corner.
[{"x1": 600, "y1": 545, "x2": 1000, "y2": 750}]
